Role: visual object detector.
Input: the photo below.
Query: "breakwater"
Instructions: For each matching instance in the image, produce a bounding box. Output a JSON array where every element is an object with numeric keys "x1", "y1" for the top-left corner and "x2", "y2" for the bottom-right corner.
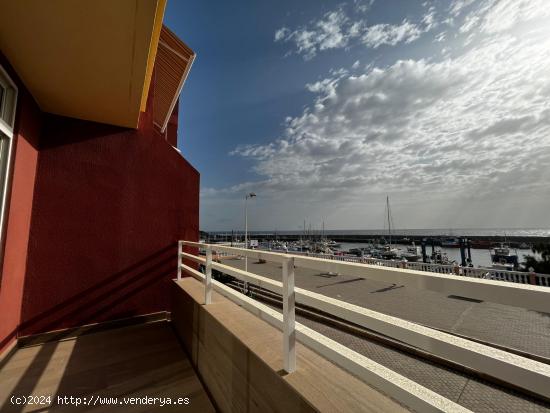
[{"x1": 206, "y1": 232, "x2": 550, "y2": 247}]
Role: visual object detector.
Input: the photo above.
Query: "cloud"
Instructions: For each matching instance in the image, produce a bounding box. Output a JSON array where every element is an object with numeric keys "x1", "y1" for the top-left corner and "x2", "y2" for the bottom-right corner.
[
  {"x1": 226, "y1": 1, "x2": 550, "y2": 210},
  {"x1": 274, "y1": 27, "x2": 290, "y2": 41},
  {"x1": 274, "y1": 3, "x2": 437, "y2": 59},
  {"x1": 433, "y1": 31, "x2": 446, "y2": 42},
  {"x1": 449, "y1": 0, "x2": 477, "y2": 16},
  {"x1": 354, "y1": 0, "x2": 375, "y2": 13},
  {"x1": 274, "y1": 9, "x2": 359, "y2": 60},
  {"x1": 459, "y1": 13, "x2": 479, "y2": 33},
  {"x1": 203, "y1": 0, "x2": 550, "y2": 230},
  {"x1": 422, "y1": 9, "x2": 437, "y2": 31},
  {"x1": 362, "y1": 20, "x2": 423, "y2": 48},
  {"x1": 480, "y1": 0, "x2": 550, "y2": 34}
]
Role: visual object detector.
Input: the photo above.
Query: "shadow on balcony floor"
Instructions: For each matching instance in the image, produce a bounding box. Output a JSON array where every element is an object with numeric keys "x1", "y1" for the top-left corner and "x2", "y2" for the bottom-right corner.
[{"x1": 0, "y1": 321, "x2": 215, "y2": 412}]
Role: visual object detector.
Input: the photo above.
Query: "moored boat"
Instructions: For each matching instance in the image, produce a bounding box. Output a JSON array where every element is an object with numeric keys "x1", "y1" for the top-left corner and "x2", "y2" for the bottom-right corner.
[
  {"x1": 380, "y1": 245, "x2": 399, "y2": 260},
  {"x1": 490, "y1": 244, "x2": 519, "y2": 270},
  {"x1": 441, "y1": 237, "x2": 460, "y2": 248},
  {"x1": 401, "y1": 243, "x2": 421, "y2": 262}
]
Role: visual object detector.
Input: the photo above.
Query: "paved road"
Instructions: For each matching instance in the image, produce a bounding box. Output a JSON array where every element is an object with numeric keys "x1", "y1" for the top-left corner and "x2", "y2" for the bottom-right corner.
[
  {"x1": 226, "y1": 258, "x2": 550, "y2": 358},
  {"x1": 223, "y1": 258, "x2": 550, "y2": 413}
]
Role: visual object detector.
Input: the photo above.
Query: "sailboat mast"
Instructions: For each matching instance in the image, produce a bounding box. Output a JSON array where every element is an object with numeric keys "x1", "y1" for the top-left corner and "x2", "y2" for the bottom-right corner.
[{"x1": 387, "y1": 196, "x2": 392, "y2": 246}]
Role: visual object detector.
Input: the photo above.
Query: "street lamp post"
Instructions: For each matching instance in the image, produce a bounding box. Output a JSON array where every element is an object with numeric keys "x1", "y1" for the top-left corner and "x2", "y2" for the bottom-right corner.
[{"x1": 244, "y1": 192, "x2": 256, "y2": 279}]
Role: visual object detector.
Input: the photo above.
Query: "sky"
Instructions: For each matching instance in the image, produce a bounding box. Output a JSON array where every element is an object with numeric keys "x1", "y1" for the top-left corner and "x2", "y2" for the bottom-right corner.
[{"x1": 164, "y1": 0, "x2": 550, "y2": 232}]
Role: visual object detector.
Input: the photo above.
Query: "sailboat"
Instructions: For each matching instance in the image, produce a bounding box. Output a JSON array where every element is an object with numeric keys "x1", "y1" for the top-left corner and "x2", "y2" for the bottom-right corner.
[
  {"x1": 380, "y1": 196, "x2": 399, "y2": 260},
  {"x1": 401, "y1": 243, "x2": 422, "y2": 262}
]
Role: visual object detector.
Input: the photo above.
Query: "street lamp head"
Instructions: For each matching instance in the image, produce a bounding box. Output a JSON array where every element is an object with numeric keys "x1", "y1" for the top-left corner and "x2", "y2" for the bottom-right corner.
[{"x1": 246, "y1": 192, "x2": 257, "y2": 199}]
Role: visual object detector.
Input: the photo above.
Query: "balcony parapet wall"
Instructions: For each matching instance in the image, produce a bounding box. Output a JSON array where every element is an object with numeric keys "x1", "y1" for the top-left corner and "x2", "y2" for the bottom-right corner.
[{"x1": 171, "y1": 278, "x2": 409, "y2": 413}]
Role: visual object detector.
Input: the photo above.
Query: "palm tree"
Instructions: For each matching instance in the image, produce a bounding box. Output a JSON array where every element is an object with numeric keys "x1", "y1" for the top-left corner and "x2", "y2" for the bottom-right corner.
[{"x1": 522, "y1": 243, "x2": 550, "y2": 274}]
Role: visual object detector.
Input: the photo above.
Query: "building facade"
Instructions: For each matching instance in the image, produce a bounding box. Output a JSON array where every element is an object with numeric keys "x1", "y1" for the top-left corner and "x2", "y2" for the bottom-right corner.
[{"x1": 0, "y1": 0, "x2": 198, "y2": 353}]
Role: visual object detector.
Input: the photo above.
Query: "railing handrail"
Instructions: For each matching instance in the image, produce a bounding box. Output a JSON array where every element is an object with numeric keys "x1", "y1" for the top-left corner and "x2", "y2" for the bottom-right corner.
[
  {"x1": 178, "y1": 241, "x2": 550, "y2": 411},
  {"x1": 181, "y1": 241, "x2": 549, "y2": 313},
  {"x1": 179, "y1": 240, "x2": 296, "y2": 374},
  {"x1": 202, "y1": 257, "x2": 550, "y2": 371},
  {"x1": 177, "y1": 242, "x2": 473, "y2": 413},
  {"x1": 194, "y1": 241, "x2": 550, "y2": 279},
  {"x1": 177, "y1": 240, "x2": 550, "y2": 407},
  {"x1": 263, "y1": 248, "x2": 549, "y2": 280}
]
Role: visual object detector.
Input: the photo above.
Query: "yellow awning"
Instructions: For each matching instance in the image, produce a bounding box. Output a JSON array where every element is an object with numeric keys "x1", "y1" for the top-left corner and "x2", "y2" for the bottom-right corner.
[{"x1": 0, "y1": 0, "x2": 167, "y2": 128}]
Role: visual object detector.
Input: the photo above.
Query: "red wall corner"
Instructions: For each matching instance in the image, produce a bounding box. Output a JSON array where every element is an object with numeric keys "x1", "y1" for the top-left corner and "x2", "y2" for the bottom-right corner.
[
  {"x1": 0, "y1": 53, "x2": 42, "y2": 352},
  {"x1": 18, "y1": 98, "x2": 199, "y2": 337},
  {"x1": 0, "y1": 48, "x2": 199, "y2": 344}
]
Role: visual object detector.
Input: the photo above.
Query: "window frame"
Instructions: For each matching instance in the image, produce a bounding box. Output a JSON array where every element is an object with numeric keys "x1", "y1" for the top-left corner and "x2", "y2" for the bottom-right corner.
[
  {"x1": 0, "y1": 66, "x2": 17, "y2": 137},
  {"x1": 0, "y1": 64, "x2": 18, "y2": 269}
]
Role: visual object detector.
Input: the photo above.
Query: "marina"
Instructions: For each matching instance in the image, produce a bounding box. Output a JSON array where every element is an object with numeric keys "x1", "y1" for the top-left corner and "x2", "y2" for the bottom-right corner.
[
  {"x1": 205, "y1": 199, "x2": 546, "y2": 273},
  {"x1": 203, "y1": 233, "x2": 546, "y2": 272},
  {"x1": 206, "y1": 229, "x2": 549, "y2": 248},
  {"x1": 205, "y1": 199, "x2": 547, "y2": 272},
  {"x1": 337, "y1": 242, "x2": 531, "y2": 269}
]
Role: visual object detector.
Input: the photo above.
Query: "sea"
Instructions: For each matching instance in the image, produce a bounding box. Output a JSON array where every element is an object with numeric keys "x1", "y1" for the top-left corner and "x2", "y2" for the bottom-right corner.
[{"x1": 241, "y1": 228, "x2": 550, "y2": 238}]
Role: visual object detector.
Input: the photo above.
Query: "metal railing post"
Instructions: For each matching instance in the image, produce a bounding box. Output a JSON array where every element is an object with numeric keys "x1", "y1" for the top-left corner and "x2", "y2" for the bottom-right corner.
[
  {"x1": 282, "y1": 256, "x2": 296, "y2": 373},
  {"x1": 529, "y1": 270, "x2": 537, "y2": 286},
  {"x1": 205, "y1": 246, "x2": 213, "y2": 304},
  {"x1": 453, "y1": 263, "x2": 460, "y2": 276},
  {"x1": 177, "y1": 240, "x2": 183, "y2": 281}
]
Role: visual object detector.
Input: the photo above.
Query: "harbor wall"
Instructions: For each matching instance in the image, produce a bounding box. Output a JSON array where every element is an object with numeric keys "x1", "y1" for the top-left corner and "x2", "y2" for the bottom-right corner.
[{"x1": 207, "y1": 233, "x2": 549, "y2": 247}]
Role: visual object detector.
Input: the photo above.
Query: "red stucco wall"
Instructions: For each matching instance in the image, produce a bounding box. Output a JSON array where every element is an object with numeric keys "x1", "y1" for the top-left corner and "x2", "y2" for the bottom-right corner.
[
  {"x1": 0, "y1": 55, "x2": 42, "y2": 352},
  {"x1": 18, "y1": 101, "x2": 199, "y2": 336},
  {"x1": 0, "y1": 53, "x2": 199, "y2": 345},
  {"x1": 166, "y1": 99, "x2": 179, "y2": 147}
]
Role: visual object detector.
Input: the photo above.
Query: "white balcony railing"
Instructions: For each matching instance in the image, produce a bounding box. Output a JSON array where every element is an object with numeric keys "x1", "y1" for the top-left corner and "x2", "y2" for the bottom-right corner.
[
  {"x1": 177, "y1": 241, "x2": 550, "y2": 413},
  {"x1": 272, "y1": 250, "x2": 550, "y2": 286}
]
